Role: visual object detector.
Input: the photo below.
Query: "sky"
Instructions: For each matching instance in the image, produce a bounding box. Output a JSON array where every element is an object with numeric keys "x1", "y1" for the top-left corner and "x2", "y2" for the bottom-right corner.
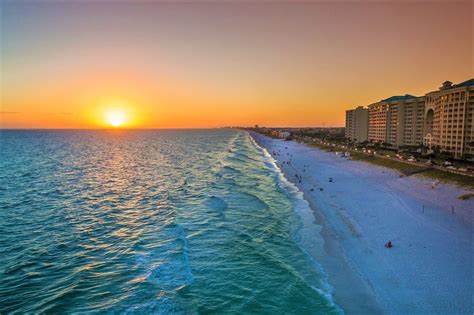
[{"x1": 1, "y1": 1, "x2": 473, "y2": 129}]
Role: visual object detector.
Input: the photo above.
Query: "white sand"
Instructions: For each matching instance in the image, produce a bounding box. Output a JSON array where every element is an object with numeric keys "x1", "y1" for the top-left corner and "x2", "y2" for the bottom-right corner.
[{"x1": 251, "y1": 132, "x2": 473, "y2": 314}]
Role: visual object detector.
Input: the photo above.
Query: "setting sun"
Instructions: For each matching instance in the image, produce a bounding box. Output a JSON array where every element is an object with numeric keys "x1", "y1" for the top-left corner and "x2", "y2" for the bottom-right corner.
[
  {"x1": 1, "y1": 1, "x2": 473, "y2": 314},
  {"x1": 93, "y1": 100, "x2": 141, "y2": 128},
  {"x1": 105, "y1": 110, "x2": 126, "y2": 127}
]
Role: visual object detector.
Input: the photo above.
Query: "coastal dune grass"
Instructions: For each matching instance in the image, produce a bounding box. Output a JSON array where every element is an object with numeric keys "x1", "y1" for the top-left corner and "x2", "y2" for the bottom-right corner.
[
  {"x1": 349, "y1": 151, "x2": 422, "y2": 173},
  {"x1": 458, "y1": 193, "x2": 474, "y2": 200},
  {"x1": 421, "y1": 170, "x2": 474, "y2": 190}
]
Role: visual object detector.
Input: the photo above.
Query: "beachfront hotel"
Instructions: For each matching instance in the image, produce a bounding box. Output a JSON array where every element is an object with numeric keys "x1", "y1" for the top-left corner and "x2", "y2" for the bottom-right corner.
[
  {"x1": 401, "y1": 97, "x2": 425, "y2": 146},
  {"x1": 366, "y1": 102, "x2": 389, "y2": 143},
  {"x1": 424, "y1": 79, "x2": 474, "y2": 159},
  {"x1": 366, "y1": 95, "x2": 425, "y2": 147},
  {"x1": 346, "y1": 79, "x2": 474, "y2": 159},
  {"x1": 345, "y1": 106, "x2": 368, "y2": 142}
]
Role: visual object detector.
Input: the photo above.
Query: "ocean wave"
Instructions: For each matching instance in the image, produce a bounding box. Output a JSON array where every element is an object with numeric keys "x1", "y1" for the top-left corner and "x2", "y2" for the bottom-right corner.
[
  {"x1": 205, "y1": 196, "x2": 228, "y2": 212},
  {"x1": 221, "y1": 165, "x2": 241, "y2": 175},
  {"x1": 1, "y1": 129, "x2": 342, "y2": 314},
  {"x1": 229, "y1": 191, "x2": 270, "y2": 212},
  {"x1": 134, "y1": 222, "x2": 193, "y2": 293},
  {"x1": 248, "y1": 132, "x2": 342, "y2": 313}
]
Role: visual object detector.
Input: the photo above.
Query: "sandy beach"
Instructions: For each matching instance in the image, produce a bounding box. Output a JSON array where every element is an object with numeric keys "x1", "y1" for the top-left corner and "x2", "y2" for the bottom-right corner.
[{"x1": 251, "y1": 132, "x2": 473, "y2": 314}]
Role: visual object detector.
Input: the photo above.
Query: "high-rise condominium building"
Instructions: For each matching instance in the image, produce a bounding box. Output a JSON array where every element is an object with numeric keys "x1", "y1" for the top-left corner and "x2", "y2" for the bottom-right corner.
[
  {"x1": 345, "y1": 106, "x2": 368, "y2": 142},
  {"x1": 346, "y1": 78, "x2": 473, "y2": 159},
  {"x1": 367, "y1": 102, "x2": 389, "y2": 143},
  {"x1": 424, "y1": 79, "x2": 474, "y2": 159},
  {"x1": 368, "y1": 95, "x2": 425, "y2": 147}
]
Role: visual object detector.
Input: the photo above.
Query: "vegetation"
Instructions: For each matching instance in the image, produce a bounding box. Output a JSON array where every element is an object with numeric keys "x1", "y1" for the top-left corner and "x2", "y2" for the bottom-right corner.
[
  {"x1": 302, "y1": 139, "x2": 474, "y2": 190},
  {"x1": 349, "y1": 151, "x2": 423, "y2": 174},
  {"x1": 458, "y1": 193, "x2": 474, "y2": 200},
  {"x1": 420, "y1": 170, "x2": 474, "y2": 190},
  {"x1": 252, "y1": 129, "x2": 474, "y2": 190},
  {"x1": 293, "y1": 128, "x2": 346, "y2": 143}
]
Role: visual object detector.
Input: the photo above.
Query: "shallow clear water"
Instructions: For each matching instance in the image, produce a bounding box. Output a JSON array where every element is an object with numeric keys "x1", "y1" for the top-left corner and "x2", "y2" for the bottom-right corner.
[{"x1": 0, "y1": 129, "x2": 339, "y2": 313}]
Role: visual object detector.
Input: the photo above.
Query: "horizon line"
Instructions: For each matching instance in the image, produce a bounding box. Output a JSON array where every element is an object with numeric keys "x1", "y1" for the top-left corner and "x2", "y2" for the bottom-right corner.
[{"x1": 0, "y1": 126, "x2": 345, "y2": 130}]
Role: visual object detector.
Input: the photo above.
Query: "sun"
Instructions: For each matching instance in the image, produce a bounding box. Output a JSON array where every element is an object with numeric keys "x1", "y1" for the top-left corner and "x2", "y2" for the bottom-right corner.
[{"x1": 105, "y1": 110, "x2": 126, "y2": 127}]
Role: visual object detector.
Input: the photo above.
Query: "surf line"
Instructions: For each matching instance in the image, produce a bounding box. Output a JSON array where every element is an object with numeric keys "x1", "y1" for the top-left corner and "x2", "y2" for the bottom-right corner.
[{"x1": 246, "y1": 132, "x2": 342, "y2": 312}]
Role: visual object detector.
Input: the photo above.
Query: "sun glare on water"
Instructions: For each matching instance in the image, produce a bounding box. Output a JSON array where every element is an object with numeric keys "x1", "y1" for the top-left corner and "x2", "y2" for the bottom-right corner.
[{"x1": 105, "y1": 110, "x2": 126, "y2": 128}]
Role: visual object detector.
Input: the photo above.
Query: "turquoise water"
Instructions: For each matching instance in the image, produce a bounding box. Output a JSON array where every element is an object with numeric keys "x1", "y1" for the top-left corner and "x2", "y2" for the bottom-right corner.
[{"x1": 0, "y1": 129, "x2": 339, "y2": 313}]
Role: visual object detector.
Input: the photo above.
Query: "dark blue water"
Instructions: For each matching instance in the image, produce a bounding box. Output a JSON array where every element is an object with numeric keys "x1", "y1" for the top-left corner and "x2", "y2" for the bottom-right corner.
[{"x1": 0, "y1": 129, "x2": 340, "y2": 313}]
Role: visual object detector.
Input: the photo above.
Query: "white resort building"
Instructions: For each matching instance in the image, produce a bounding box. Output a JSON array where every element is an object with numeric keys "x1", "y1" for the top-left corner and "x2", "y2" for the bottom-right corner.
[{"x1": 345, "y1": 78, "x2": 474, "y2": 160}]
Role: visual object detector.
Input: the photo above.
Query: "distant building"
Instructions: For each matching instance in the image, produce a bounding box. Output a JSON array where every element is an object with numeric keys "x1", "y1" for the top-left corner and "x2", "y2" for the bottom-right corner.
[
  {"x1": 280, "y1": 131, "x2": 292, "y2": 140},
  {"x1": 270, "y1": 130, "x2": 292, "y2": 140},
  {"x1": 424, "y1": 79, "x2": 474, "y2": 159},
  {"x1": 345, "y1": 106, "x2": 368, "y2": 142},
  {"x1": 368, "y1": 102, "x2": 390, "y2": 144},
  {"x1": 401, "y1": 97, "x2": 425, "y2": 146},
  {"x1": 345, "y1": 78, "x2": 473, "y2": 159},
  {"x1": 368, "y1": 94, "x2": 425, "y2": 147}
]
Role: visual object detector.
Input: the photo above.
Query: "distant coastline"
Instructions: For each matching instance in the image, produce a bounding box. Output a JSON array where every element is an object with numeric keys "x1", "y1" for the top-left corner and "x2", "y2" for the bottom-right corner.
[{"x1": 243, "y1": 127, "x2": 474, "y2": 190}]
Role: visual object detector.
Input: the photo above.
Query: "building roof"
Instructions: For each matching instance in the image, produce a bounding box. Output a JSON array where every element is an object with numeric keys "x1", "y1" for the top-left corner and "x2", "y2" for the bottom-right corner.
[
  {"x1": 453, "y1": 78, "x2": 474, "y2": 88},
  {"x1": 434, "y1": 78, "x2": 474, "y2": 91},
  {"x1": 381, "y1": 94, "x2": 417, "y2": 102}
]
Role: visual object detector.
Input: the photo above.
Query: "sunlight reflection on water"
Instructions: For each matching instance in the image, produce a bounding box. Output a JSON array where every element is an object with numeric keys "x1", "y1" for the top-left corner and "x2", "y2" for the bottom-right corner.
[{"x1": 0, "y1": 129, "x2": 339, "y2": 314}]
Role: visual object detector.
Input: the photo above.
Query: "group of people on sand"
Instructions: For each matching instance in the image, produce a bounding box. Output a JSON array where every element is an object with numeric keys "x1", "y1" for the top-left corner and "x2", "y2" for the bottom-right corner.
[
  {"x1": 262, "y1": 134, "x2": 396, "y2": 250},
  {"x1": 294, "y1": 173, "x2": 302, "y2": 183}
]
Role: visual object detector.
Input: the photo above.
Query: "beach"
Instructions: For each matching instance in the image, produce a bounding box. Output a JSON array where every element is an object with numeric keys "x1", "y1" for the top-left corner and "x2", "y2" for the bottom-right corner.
[{"x1": 251, "y1": 131, "x2": 473, "y2": 314}]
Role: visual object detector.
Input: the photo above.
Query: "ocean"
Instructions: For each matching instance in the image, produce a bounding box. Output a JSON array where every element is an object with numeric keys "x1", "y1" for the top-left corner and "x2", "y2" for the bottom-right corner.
[{"x1": 0, "y1": 129, "x2": 340, "y2": 313}]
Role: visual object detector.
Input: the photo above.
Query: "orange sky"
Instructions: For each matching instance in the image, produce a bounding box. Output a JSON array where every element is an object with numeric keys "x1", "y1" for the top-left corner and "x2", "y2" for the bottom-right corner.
[{"x1": 1, "y1": 1, "x2": 473, "y2": 129}]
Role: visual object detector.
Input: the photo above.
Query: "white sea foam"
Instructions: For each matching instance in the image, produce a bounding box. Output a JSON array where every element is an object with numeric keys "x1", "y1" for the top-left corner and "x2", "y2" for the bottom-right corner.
[
  {"x1": 1, "y1": 129, "x2": 346, "y2": 313},
  {"x1": 248, "y1": 132, "x2": 343, "y2": 313}
]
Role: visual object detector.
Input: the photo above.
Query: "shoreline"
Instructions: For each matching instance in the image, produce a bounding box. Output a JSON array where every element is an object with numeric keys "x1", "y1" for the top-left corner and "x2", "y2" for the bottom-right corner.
[
  {"x1": 249, "y1": 131, "x2": 473, "y2": 314},
  {"x1": 250, "y1": 132, "x2": 381, "y2": 314}
]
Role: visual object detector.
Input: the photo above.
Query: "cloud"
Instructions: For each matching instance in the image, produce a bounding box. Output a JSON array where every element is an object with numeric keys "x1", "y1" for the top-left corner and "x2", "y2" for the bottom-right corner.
[{"x1": 0, "y1": 111, "x2": 19, "y2": 114}]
